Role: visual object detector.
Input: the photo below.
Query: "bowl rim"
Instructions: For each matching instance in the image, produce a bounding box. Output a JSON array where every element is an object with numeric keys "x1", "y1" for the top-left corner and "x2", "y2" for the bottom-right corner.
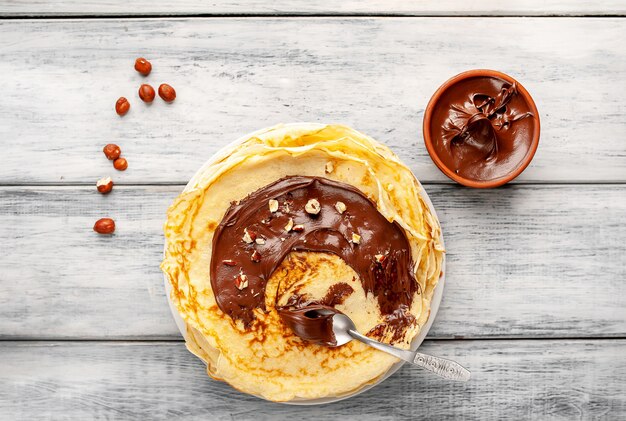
[
  {"x1": 422, "y1": 69, "x2": 541, "y2": 188},
  {"x1": 162, "y1": 123, "x2": 446, "y2": 405}
]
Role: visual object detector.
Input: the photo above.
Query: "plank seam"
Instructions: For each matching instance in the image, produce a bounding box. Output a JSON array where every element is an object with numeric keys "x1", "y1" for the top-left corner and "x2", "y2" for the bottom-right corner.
[
  {"x1": 3, "y1": 336, "x2": 626, "y2": 343},
  {"x1": 1, "y1": 14, "x2": 626, "y2": 20},
  {"x1": 0, "y1": 182, "x2": 625, "y2": 188}
]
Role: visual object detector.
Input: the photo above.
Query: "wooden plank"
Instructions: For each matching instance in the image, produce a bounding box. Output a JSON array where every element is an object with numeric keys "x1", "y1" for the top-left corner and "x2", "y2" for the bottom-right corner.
[
  {"x1": 0, "y1": 18, "x2": 625, "y2": 184},
  {"x1": 1, "y1": 184, "x2": 624, "y2": 340},
  {"x1": 0, "y1": 340, "x2": 625, "y2": 418},
  {"x1": 1, "y1": 0, "x2": 626, "y2": 17}
]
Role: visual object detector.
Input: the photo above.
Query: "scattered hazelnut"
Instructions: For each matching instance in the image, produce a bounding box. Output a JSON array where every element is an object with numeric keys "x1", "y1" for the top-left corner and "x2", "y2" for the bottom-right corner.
[
  {"x1": 351, "y1": 233, "x2": 361, "y2": 244},
  {"x1": 335, "y1": 201, "x2": 347, "y2": 214},
  {"x1": 103, "y1": 144, "x2": 121, "y2": 160},
  {"x1": 138, "y1": 84, "x2": 156, "y2": 103},
  {"x1": 134, "y1": 57, "x2": 152, "y2": 76},
  {"x1": 282, "y1": 202, "x2": 291, "y2": 213},
  {"x1": 113, "y1": 157, "x2": 128, "y2": 171},
  {"x1": 268, "y1": 199, "x2": 279, "y2": 213},
  {"x1": 255, "y1": 237, "x2": 266, "y2": 245},
  {"x1": 243, "y1": 228, "x2": 257, "y2": 244},
  {"x1": 115, "y1": 97, "x2": 130, "y2": 116},
  {"x1": 305, "y1": 199, "x2": 321, "y2": 215},
  {"x1": 234, "y1": 274, "x2": 249, "y2": 290},
  {"x1": 284, "y1": 218, "x2": 294, "y2": 232},
  {"x1": 251, "y1": 250, "x2": 262, "y2": 262},
  {"x1": 325, "y1": 161, "x2": 334, "y2": 174},
  {"x1": 96, "y1": 177, "x2": 113, "y2": 194},
  {"x1": 222, "y1": 259, "x2": 237, "y2": 266},
  {"x1": 292, "y1": 224, "x2": 305, "y2": 232},
  {"x1": 158, "y1": 83, "x2": 176, "y2": 102},
  {"x1": 93, "y1": 218, "x2": 115, "y2": 234}
]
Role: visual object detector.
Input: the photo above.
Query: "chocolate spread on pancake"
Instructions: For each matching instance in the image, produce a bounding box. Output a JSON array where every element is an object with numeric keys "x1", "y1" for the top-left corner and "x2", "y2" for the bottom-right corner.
[
  {"x1": 430, "y1": 76, "x2": 536, "y2": 181},
  {"x1": 277, "y1": 305, "x2": 341, "y2": 347},
  {"x1": 276, "y1": 283, "x2": 353, "y2": 346},
  {"x1": 210, "y1": 176, "x2": 419, "y2": 340}
]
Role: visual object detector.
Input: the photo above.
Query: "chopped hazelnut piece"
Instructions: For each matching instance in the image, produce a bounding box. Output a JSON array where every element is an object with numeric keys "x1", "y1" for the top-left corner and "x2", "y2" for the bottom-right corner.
[
  {"x1": 255, "y1": 237, "x2": 266, "y2": 245},
  {"x1": 242, "y1": 228, "x2": 257, "y2": 244},
  {"x1": 351, "y1": 233, "x2": 361, "y2": 244},
  {"x1": 234, "y1": 274, "x2": 249, "y2": 290},
  {"x1": 96, "y1": 176, "x2": 114, "y2": 194},
  {"x1": 269, "y1": 199, "x2": 279, "y2": 213},
  {"x1": 292, "y1": 224, "x2": 305, "y2": 232},
  {"x1": 284, "y1": 218, "x2": 294, "y2": 232},
  {"x1": 305, "y1": 199, "x2": 321, "y2": 215},
  {"x1": 374, "y1": 254, "x2": 387, "y2": 264},
  {"x1": 251, "y1": 250, "x2": 261, "y2": 262},
  {"x1": 335, "y1": 201, "x2": 347, "y2": 214},
  {"x1": 325, "y1": 161, "x2": 334, "y2": 174},
  {"x1": 222, "y1": 259, "x2": 237, "y2": 266}
]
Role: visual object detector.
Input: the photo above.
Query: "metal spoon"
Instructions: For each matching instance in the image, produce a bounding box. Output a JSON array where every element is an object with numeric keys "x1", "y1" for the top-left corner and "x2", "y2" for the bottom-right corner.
[{"x1": 327, "y1": 310, "x2": 471, "y2": 382}]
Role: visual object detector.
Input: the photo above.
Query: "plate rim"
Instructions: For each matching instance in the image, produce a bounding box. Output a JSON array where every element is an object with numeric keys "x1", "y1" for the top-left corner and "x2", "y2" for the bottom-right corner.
[{"x1": 162, "y1": 123, "x2": 446, "y2": 405}]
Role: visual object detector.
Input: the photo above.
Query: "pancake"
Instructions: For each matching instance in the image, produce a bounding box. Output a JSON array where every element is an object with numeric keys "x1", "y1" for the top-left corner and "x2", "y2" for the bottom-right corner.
[{"x1": 161, "y1": 123, "x2": 444, "y2": 402}]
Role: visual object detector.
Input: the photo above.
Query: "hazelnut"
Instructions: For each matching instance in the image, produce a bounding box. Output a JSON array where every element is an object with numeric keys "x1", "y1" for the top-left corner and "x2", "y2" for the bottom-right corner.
[
  {"x1": 251, "y1": 250, "x2": 261, "y2": 262},
  {"x1": 234, "y1": 274, "x2": 249, "y2": 290},
  {"x1": 242, "y1": 228, "x2": 257, "y2": 244},
  {"x1": 222, "y1": 259, "x2": 237, "y2": 266},
  {"x1": 93, "y1": 218, "x2": 115, "y2": 234},
  {"x1": 325, "y1": 161, "x2": 334, "y2": 174},
  {"x1": 255, "y1": 237, "x2": 266, "y2": 245},
  {"x1": 282, "y1": 202, "x2": 290, "y2": 213},
  {"x1": 284, "y1": 218, "x2": 294, "y2": 232},
  {"x1": 375, "y1": 254, "x2": 387, "y2": 264},
  {"x1": 292, "y1": 224, "x2": 305, "y2": 232},
  {"x1": 158, "y1": 83, "x2": 176, "y2": 102},
  {"x1": 103, "y1": 144, "x2": 121, "y2": 160},
  {"x1": 305, "y1": 199, "x2": 321, "y2": 215},
  {"x1": 113, "y1": 157, "x2": 128, "y2": 171},
  {"x1": 268, "y1": 199, "x2": 279, "y2": 213},
  {"x1": 96, "y1": 177, "x2": 113, "y2": 194},
  {"x1": 351, "y1": 233, "x2": 361, "y2": 244},
  {"x1": 138, "y1": 84, "x2": 156, "y2": 103},
  {"x1": 115, "y1": 97, "x2": 130, "y2": 116},
  {"x1": 134, "y1": 57, "x2": 152, "y2": 76},
  {"x1": 335, "y1": 201, "x2": 347, "y2": 214}
]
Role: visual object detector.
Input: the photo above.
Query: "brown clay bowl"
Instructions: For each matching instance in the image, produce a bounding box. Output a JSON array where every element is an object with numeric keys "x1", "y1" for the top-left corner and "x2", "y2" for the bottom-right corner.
[{"x1": 423, "y1": 69, "x2": 540, "y2": 188}]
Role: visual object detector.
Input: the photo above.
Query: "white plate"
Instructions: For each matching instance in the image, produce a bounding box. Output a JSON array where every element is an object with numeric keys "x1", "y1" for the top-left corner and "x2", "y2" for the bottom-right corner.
[{"x1": 163, "y1": 123, "x2": 446, "y2": 405}]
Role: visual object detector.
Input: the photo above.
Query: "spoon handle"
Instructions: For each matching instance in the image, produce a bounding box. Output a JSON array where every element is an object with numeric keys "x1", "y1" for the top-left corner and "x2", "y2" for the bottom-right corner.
[
  {"x1": 411, "y1": 352, "x2": 471, "y2": 382},
  {"x1": 348, "y1": 329, "x2": 470, "y2": 382}
]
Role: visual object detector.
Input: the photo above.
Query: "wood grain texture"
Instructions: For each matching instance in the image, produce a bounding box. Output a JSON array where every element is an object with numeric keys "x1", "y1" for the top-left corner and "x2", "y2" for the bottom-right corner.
[
  {"x1": 1, "y1": 184, "x2": 624, "y2": 340},
  {"x1": 0, "y1": 18, "x2": 625, "y2": 184},
  {"x1": 1, "y1": 0, "x2": 626, "y2": 17},
  {"x1": 1, "y1": 340, "x2": 625, "y2": 419}
]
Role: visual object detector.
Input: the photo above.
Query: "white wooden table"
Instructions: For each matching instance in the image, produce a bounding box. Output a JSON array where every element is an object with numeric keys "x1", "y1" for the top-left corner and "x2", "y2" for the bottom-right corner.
[{"x1": 1, "y1": 1, "x2": 625, "y2": 419}]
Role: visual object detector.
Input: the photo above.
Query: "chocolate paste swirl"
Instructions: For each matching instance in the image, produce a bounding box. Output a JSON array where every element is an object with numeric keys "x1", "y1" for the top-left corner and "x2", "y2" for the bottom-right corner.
[{"x1": 210, "y1": 176, "x2": 419, "y2": 331}]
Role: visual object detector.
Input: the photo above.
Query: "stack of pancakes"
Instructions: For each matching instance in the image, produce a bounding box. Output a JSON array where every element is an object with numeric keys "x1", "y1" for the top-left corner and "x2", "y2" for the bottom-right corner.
[{"x1": 161, "y1": 124, "x2": 444, "y2": 402}]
